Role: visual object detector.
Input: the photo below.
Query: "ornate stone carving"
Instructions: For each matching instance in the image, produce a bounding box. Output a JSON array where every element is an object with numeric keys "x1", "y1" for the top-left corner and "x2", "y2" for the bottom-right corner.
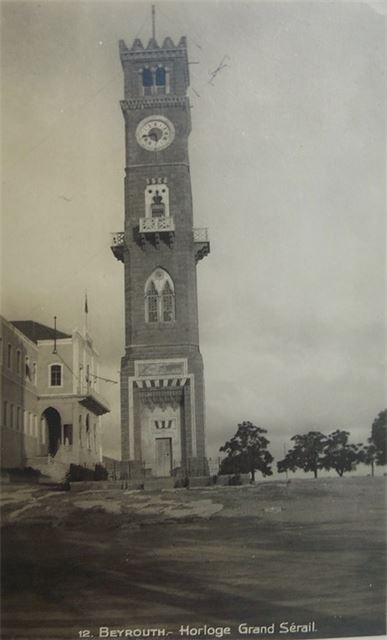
[
  {"x1": 140, "y1": 387, "x2": 183, "y2": 410},
  {"x1": 136, "y1": 360, "x2": 185, "y2": 377}
]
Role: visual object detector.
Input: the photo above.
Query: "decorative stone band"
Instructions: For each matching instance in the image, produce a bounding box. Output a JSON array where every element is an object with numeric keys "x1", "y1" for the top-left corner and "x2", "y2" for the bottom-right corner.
[
  {"x1": 119, "y1": 46, "x2": 187, "y2": 64},
  {"x1": 134, "y1": 377, "x2": 188, "y2": 389},
  {"x1": 140, "y1": 387, "x2": 183, "y2": 410},
  {"x1": 120, "y1": 96, "x2": 189, "y2": 113}
]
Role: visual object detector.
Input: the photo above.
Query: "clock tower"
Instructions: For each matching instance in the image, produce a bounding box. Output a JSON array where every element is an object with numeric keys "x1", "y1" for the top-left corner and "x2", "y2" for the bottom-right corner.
[{"x1": 111, "y1": 34, "x2": 210, "y2": 478}]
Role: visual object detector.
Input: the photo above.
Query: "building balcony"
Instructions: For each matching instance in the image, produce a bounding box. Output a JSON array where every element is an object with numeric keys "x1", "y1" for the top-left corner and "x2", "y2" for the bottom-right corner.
[
  {"x1": 111, "y1": 232, "x2": 125, "y2": 263},
  {"x1": 78, "y1": 389, "x2": 111, "y2": 416},
  {"x1": 139, "y1": 216, "x2": 175, "y2": 247},
  {"x1": 193, "y1": 228, "x2": 210, "y2": 263}
]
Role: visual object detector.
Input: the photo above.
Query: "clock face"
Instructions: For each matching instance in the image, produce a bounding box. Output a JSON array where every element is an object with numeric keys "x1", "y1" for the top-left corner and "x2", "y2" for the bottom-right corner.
[{"x1": 136, "y1": 116, "x2": 175, "y2": 152}]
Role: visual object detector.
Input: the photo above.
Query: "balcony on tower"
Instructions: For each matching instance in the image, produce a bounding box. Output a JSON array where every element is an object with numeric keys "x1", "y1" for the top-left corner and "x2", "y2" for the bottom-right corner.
[
  {"x1": 139, "y1": 215, "x2": 175, "y2": 248},
  {"x1": 111, "y1": 232, "x2": 125, "y2": 262},
  {"x1": 193, "y1": 228, "x2": 210, "y2": 263}
]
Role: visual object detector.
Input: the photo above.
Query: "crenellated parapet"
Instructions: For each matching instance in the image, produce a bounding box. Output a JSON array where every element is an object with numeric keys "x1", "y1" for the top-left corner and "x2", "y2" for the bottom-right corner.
[
  {"x1": 119, "y1": 36, "x2": 190, "y2": 90},
  {"x1": 119, "y1": 35, "x2": 187, "y2": 54}
]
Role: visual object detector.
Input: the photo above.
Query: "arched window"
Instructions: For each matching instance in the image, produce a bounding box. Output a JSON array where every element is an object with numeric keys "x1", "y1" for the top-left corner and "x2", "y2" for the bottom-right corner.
[
  {"x1": 155, "y1": 67, "x2": 166, "y2": 94},
  {"x1": 145, "y1": 269, "x2": 175, "y2": 323},
  {"x1": 155, "y1": 66, "x2": 166, "y2": 86},
  {"x1": 142, "y1": 68, "x2": 153, "y2": 95},
  {"x1": 141, "y1": 66, "x2": 169, "y2": 96}
]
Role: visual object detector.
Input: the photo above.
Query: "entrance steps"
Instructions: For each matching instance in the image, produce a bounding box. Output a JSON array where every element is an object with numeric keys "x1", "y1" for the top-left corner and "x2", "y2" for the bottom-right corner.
[{"x1": 25, "y1": 456, "x2": 68, "y2": 483}]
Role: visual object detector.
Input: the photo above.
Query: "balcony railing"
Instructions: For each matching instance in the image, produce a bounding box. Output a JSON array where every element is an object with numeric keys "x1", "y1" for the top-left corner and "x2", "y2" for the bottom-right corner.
[
  {"x1": 193, "y1": 227, "x2": 210, "y2": 263},
  {"x1": 110, "y1": 232, "x2": 125, "y2": 262},
  {"x1": 139, "y1": 216, "x2": 175, "y2": 233},
  {"x1": 193, "y1": 228, "x2": 209, "y2": 243},
  {"x1": 111, "y1": 231, "x2": 125, "y2": 246}
]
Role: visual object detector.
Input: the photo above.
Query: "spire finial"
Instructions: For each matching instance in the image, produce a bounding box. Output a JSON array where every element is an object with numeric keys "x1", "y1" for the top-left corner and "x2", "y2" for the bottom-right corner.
[{"x1": 152, "y1": 4, "x2": 156, "y2": 41}]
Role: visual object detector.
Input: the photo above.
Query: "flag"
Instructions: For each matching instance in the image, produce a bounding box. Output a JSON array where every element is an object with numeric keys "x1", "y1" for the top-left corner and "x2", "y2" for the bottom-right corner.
[{"x1": 84, "y1": 291, "x2": 88, "y2": 315}]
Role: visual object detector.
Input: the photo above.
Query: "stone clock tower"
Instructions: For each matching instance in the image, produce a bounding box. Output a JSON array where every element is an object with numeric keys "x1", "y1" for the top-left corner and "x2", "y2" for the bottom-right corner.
[{"x1": 111, "y1": 34, "x2": 210, "y2": 478}]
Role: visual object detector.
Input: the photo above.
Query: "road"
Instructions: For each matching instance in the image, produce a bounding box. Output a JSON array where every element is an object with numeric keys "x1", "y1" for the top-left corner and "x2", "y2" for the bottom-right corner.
[{"x1": 1, "y1": 477, "x2": 385, "y2": 640}]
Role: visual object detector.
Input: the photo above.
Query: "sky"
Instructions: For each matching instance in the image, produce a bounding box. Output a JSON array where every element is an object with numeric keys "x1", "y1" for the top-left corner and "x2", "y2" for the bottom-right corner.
[{"x1": 1, "y1": 0, "x2": 385, "y2": 470}]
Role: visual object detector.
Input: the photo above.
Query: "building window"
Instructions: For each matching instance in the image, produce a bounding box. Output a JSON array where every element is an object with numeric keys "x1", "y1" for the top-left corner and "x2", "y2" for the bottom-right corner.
[
  {"x1": 79, "y1": 415, "x2": 83, "y2": 447},
  {"x1": 155, "y1": 66, "x2": 166, "y2": 94},
  {"x1": 145, "y1": 180, "x2": 169, "y2": 219},
  {"x1": 146, "y1": 281, "x2": 159, "y2": 323},
  {"x1": 3, "y1": 401, "x2": 7, "y2": 427},
  {"x1": 10, "y1": 404, "x2": 14, "y2": 429},
  {"x1": 150, "y1": 190, "x2": 165, "y2": 217},
  {"x1": 7, "y1": 344, "x2": 12, "y2": 369},
  {"x1": 50, "y1": 364, "x2": 62, "y2": 386},
  {"x1": 155, "y1": 419, "x2": 173, "y2": 430},
  {"x1": 86, "y1": 414, "x2": 91, "y2": 450},
  {"x1": 16, "y1": 350, "x2": 21, "y2": 375},
  {"x1": 141, "y1": 66, "x2": 169, "y2": 96},
  {"x1": 64, "y1": 424, "x2": 73, "y2": 446},
  {"x1": 32, "y1": 362, "x2": 37, "y2": 385},
  {"x1": 17, "y1": 407, "x2": 21, "y2": 431},
  {"x1": 162, "y1": 281, "x2": 175, "y2": 322},
  {"x1": 142, "y1": 67, "x2": 153, "y2": 95},
  {"x1": 145, "y1": 269, "x2": 175, "y2": 324},
  {"x1": 25, "y1": 357, "x2": 32, "y2": 382},
  {"x1": 93, "y1": 424, "x2": 97, "y2": 451}
]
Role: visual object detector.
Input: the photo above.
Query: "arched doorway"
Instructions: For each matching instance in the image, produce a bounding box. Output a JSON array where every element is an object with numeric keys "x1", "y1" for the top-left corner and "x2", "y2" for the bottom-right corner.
[{"x1": 41, "y1": 407, "x2": 62, "y2": 456}]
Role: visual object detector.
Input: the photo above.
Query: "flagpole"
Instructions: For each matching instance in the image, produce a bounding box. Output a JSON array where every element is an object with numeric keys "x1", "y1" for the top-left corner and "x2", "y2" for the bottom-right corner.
[
  {"x1": 53, "y1": 316, "x2": 57, "y2": 354},
  {"x1": 152, "y1": 5, "x2": 156, "y2": 40},
  {"x1": 84, "y1": 290, "x2": 88, "y2": 335}
]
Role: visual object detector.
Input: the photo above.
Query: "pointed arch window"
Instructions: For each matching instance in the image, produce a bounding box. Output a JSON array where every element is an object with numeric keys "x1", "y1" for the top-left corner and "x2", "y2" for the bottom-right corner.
[{"x1": 145, "y1": 269, "x2": 175, "y2": 324}]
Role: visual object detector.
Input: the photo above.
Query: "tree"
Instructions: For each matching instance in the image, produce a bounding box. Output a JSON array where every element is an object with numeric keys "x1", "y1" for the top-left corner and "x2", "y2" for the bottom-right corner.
[
  {"x1": 358, "y1": 442, "x2": 378, "y2": 477},
  {"x1": 321, "y1": 430, "x2": 361, "y2": 477},
  {"x1": 219, "y1": 421, "x2": 273, "y2": 481},
  {"x1": 277, "y1": 431, "x2": 326, "y2": 478},
  {"x1": 370, "y1": 410, "x2": 387, "y2": 466}
]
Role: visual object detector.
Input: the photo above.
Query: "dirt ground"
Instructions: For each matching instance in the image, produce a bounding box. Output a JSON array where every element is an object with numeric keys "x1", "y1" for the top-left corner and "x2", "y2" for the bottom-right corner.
[{"x1": 1, "y1": 477, "x2": 386, "y2": 640}]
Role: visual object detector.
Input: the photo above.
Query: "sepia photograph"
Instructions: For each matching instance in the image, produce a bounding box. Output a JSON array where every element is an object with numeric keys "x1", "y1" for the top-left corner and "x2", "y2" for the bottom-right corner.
[{"x1": 1, "y1": 1, "x2": 386, "y2": 639}]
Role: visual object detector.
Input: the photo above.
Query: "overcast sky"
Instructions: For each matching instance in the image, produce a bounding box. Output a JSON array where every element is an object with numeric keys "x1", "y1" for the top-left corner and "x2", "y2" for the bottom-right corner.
[{"x1": 1, "y1": 0, "x2": 385, "y2": 468}]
